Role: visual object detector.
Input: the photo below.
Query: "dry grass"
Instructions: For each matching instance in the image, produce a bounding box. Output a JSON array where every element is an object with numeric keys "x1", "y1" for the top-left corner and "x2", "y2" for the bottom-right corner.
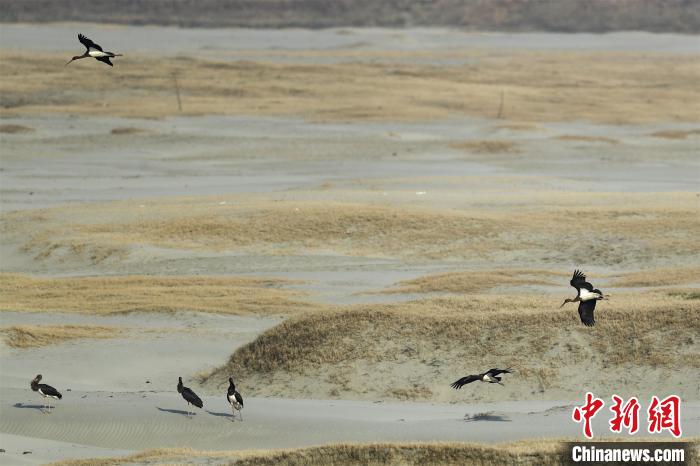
[
  {"x1": 202, "y1": 292, "x2": 699, "y2": 399},
  {"x1": 48, "y1": 439, "x2": 699, "y2": 466},
  {"x1": 1, "y1": 324, "x2": 121, "y2": 348},
  {"x1": 450, "y1": 140, "x2": 520, "y2": 154},
  {"x1": 1, "y1": 50, "x2": 698, "y2": 124},
  {"x1": 0, "y1": 123, "x2": 34, "y2": 133},
  {"x1": 650, "y1": 129, "x2": 700, "y2": 139},
  {"x1": 612, "y1": 267, "x2": 700, "y2": 287},
  {"x1": 4, "y1": 193, "x2": 698, "y2": 266},
  {"x1": 380, "y1": 269, "x2": 560, "y2": 294},
  {"x1": 110, "y1": 127, "x2": 148, "y2": 135},
  {"x1": 554, "y1": 135, "x2": 618, "y2": 144},
  {"x1": 0, "y1": 274, "x2": 319, "y2": 315},
  {"x1": 46, "y1": 440, "x2": 564, "y2": 466}
]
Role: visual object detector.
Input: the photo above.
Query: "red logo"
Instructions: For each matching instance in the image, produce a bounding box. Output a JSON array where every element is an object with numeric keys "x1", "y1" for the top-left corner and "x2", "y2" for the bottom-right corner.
[
  {"x1": 648, "y1": 395, "x2": 682, "y2": 438},
  {"x1": 573, "y1": 394, "x2": 682, "y2": 438},
  {"x1": 609, "y1": 395, "x2": 640, "y2": 434},
  {"x1": 572, "y1": 392, "x2": 605, "y2": 439}
]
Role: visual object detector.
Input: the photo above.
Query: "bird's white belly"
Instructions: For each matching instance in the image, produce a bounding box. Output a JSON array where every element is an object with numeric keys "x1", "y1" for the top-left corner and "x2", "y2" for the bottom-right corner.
[
  {"x1": 579, "y1": 289, "x2": 599, "y2": 301},
  {"x1": 89, "y1": 50, "x2": 110, "y2": 57},
  {"x1": 38, "y1": 389, "x2": 58, "y2": 399},
  {"x1": 483, "y1": 375, "x2": 491, "y2": 382}
]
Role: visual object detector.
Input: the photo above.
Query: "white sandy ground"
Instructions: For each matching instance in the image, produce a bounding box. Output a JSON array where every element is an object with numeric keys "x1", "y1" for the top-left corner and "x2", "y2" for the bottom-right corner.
[
  {"x1": 1, "y1": 26, "x2": 699, "y2": 465},
  {"x1": 0, "y1": 311, "x2": 698, "y2": 464},
  {"x1": 2, "y1": 392, "x2": 697, "y2": 465}
]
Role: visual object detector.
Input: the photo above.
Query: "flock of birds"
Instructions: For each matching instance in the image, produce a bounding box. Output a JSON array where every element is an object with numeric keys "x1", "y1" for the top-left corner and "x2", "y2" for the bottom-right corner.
[
  {"x1": 30, "y1": 270, "x2": 606, "y2": 412},
  {"x1": 36, "y1": 35, "x2": 612, "y2": 415},
  {"x1": 31, "y1": 374, "x2": 243, "y2": 421}
]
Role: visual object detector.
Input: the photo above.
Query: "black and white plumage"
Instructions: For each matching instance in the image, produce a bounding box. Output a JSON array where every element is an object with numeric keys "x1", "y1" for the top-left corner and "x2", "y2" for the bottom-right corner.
[
  {"x1": 226, "y1": 377, "x2": 244, "y2": 421},
  {"x1": 450, "y1": 368, "x2": 513, "y2": 389},
  {"x1": 561, "y1": 269, "x2": 606, "y2": 326},
  {"x1": 177, "y1": 377, "x2": 203, "y2": 417},
  {"x1": 30, "y1": 374, "x2": 62, "y2": 413},
  {"x1": 66, "y1": 34, "x2": 123, "y2": 67}
]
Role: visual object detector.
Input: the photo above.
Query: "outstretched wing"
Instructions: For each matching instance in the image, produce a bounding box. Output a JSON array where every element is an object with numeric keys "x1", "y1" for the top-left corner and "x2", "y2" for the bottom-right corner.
[
  {"x1": 78, "y1": 34, "x2": 103, "y2": 52},
  {"x1": 570, "y1": 269, "x2": 594, "y2": 292},
  {"x1": 578, "y1": 299, "x2": 597, "y2": 327},
  {"x1": 95, "y1": 56, "x2": 113, "y2": 67},
  {"x1": 450, "y1": 374, "x2": 479, "y2": 389},
  {"x1": 485, "y1": 368, "x2": 512, "y2": 377}
]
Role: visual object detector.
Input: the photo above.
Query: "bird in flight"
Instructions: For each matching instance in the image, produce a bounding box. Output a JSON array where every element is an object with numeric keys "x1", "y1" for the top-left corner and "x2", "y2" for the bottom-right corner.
[
  {"x1": 561, "y1": 269, "x2": 606, "y2": 326},
  {"x1": 450, "y1": 368, "x2": 513, "y2": 389},
  {"x1": 66, "y1": 34, "x2": 122, "y2": 67}
]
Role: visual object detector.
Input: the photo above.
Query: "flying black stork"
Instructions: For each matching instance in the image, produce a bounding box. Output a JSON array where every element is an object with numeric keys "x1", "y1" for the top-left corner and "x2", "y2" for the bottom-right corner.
[
  {"x1": 66, "y1": 34, "x2": 122, "y2": 67},
  {"x1": 177, "y1": 377, "x2": 203, "y2": 417},
  {"x1": 227, "y1": 377, "x2": 244, "y2": 421},
  {"x1": 561, "y1": 269, "x2": 606, "y2": 327},
  {"x1": 30, "y1": 374, "x2": 62, "y2": 413},
  {"x1": 450, "y1": 368, "x2": 513, "y2": 389}
]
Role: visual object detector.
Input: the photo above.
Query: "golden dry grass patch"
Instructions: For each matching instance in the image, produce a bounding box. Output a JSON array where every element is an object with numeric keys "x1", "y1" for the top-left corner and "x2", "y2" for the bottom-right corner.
[
  {"x1": 1, "y1": 50, "x2": 698, "y2": 124},
  {"x1": 47, "y1": 439, "x2": 699, "y2": 466},
  {"x1": 0, "y1": 123, "x2": 35, "y2": 133},
  {"x1": 380, "y1": 269, "x2": 561, "y2": 294},
  {"x1": 3, "y1": 194, "x2": 699, "y2": 265},
  {"x1": 612, "y1": 267, "x2": 700, "y2": 287},
  {"x1": 1, "y1": 324, "x2": 122, "y2": 348},
  {"x1": 554, "y1": 134, "x2": 619, "y2": 144},
  {"x1": 0, "y1": 274, "x2": 319, "y2": 315},
  {"x1": 110, "y1": 127, "x2": 149, "y2": 135},
  {"x1": 650, "y1": 129, "x2": 700, "y2": 139},
  {"x1": 450, "y1": 140, "x2": 520, "y2": 154},
  {"x1": 202, "y1": 292, "x2": 699, "y2": 399},
  {"x1": 43, "y1": 441, "x2": 563, "y2": 466}
]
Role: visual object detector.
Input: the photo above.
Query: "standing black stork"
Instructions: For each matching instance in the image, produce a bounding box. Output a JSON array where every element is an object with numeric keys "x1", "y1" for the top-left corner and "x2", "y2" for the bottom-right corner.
[
  {"x1": 561, "y1": 269, "x2": 606, "y2": 327},
  {"x1": 450, "y1": 368, "x2": 513, "y2": 389},
  {"x1": 227, "y1": 377, "x2": 244, "y2": 421},
  {"x1": 30, "y1": 374, "x2": 62, "y2": 413},
  {"x1": 66, "y1": 34, "x2": 122, "y2": 67},
  {"x1": 177, "y1": 377, "x2": 203, "y2": 417}
]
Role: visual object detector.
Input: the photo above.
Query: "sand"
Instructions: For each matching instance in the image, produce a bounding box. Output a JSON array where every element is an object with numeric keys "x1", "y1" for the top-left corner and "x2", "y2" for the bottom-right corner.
[{"x1": 1, "y1": 25, "x2": 699, "y2": 465}]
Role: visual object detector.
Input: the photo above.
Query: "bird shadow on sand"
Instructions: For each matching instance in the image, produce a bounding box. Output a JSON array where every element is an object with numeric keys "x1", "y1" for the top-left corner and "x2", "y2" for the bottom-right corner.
[
  {"x1": 463, "y1": 412, "x2": 511, "y2": 422},
  {"x1": 156, "y1": 406, "x2": 197, "y2": 417},
  {"x1": 206, "y1": 410, "x2": 234, "y2": 418},
  {"x1": 13, "y1": 403, "x2": 46, "y2": 412}
]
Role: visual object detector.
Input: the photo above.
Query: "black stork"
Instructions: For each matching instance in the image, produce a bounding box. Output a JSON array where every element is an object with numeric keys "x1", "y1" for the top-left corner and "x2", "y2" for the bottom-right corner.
[
  {"x1": 177, "y1": 377, "x2": 203, "y2": 417},
  {"x1": 66, "y1": 34, "x2": 122, "y2": 67},
  {"x1": 561, "y1": 269, "x2": 606, "y2": 327},
  {"x1": 227, "y1": 377, "x2": 244, "y2": 421},
  {"x1": 450, "y1": 368, "x2": 513, "y2": 389},
  {"x1": 30, "y1": 374, "x2": 62, "y2": 413}
]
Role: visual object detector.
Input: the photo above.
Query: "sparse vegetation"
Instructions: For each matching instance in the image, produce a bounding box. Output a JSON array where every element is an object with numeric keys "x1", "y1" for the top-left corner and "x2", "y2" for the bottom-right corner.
[
  {"x1": 612, "y1": 267, "x2": 700, "y2": 287},
  {"x1": 380, "y1": 269, "x2": 560, "y2": 294},
  {"x1": 48, "y1": 439, "x2": 699, "y2": 466},
  {"x1": 0, "y1": 124, "x2": 34, "y2": 134},
  {"x1": 1, "y1": 50, "x2": 698, "y2": 124},
  {"x1": 110, "y1": 127, "x2": 148, "y2": 135},
  {"x1": 4, "y1": 194, "x2": 697, "y2": 266},
  {"x1": 649, "y1": 129, "x2": 700, "y2": 140},
  {"x1": 201, "y1": 293, "x2": 699, "y2": 400},
  {"x1": 554, "y1": 135, "x2": 618, "y2": 144},
  {"x1": 450, "y1": 140, "x2": 520, "y2": 155},
  {"x1": 0, "y1": 274, "x2": 319, "y2": 315},
  {"x1": 1, "y1": 324, "x2": 121, "y2": 348}
]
